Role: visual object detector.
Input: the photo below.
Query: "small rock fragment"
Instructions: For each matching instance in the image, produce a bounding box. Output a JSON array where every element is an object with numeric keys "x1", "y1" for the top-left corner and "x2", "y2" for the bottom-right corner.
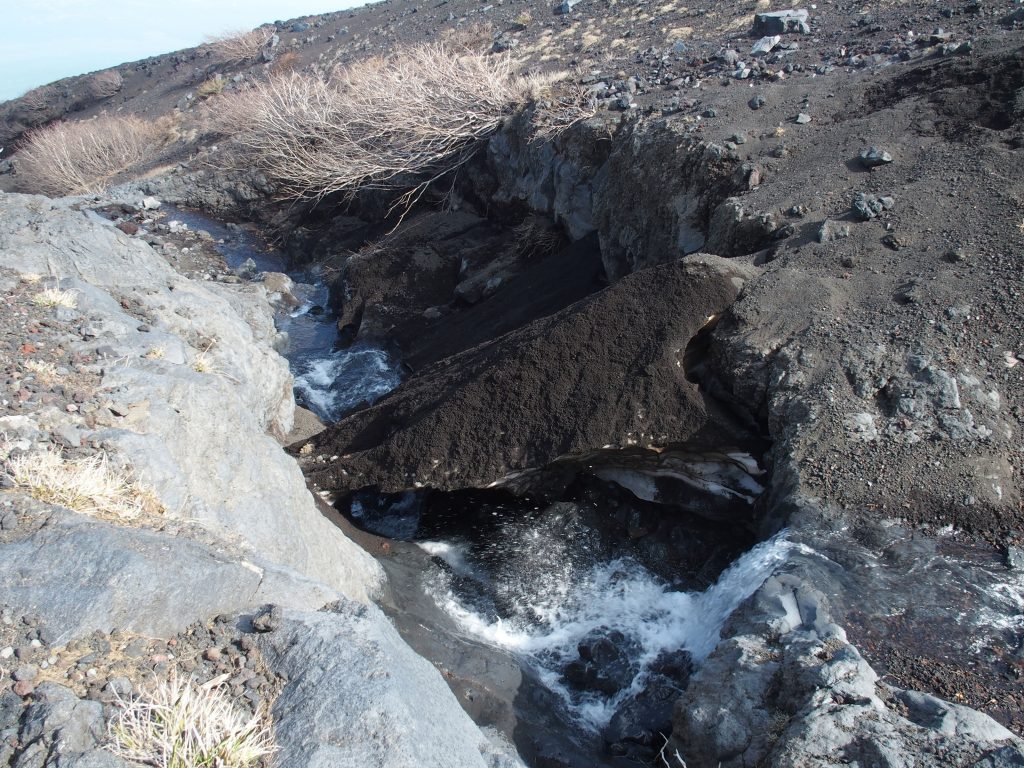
[
  {"x1": 753, "y1": 9, "x2": 810, "y2": 35},
  {"x1": 818, "y1": 220, "x2": 851, "y2": 243},
  {"x1": 252, "y1": 605, "x2": 282, "y2": 633},
  {"x1": 751, "y1": 35, "x2": 782, "y2": 56},
  {"x1": 859, "y1": 147, "x2": 893, "y2": 168},
  {"x1": 1008, "y1": 546, "x2": 1024, "y2": 569},
  {"x1": 794, "y1": 112, "x2": 812, "y2": 124}
]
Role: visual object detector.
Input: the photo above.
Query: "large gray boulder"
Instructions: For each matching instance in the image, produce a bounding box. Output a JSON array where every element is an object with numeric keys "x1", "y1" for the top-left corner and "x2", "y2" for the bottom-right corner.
[
  {"x1": 671, "y1": 571, "x2": 1024, "y2": 767},
  {"x1": 9, "y1": 682, "x2": 134, "y2": 768},
  {"x1": 258, "y1": 606, "x2": 523, "y2": 768},
  {"x1": 0, "y1": 499, "x2": 337, "y2": 644},
  {"x1": 0, "y1": 193, "x2": 382, "y2": 602}
]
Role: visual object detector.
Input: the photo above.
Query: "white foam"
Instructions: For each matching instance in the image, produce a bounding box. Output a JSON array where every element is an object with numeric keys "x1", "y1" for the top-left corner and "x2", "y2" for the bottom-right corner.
[
  {"x1": 293, "y1": 345, "x2": 401, "y2": 422},
  {"x1": 430, "y1": 532, "x2": 794, "y2": 729},
  {"x1": 418, "y1": 540, "x2": 478, "y2": 579}
]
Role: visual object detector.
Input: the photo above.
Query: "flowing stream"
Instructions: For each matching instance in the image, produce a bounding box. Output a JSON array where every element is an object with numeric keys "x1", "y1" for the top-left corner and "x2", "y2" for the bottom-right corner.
[
  {"x1": 163, "y1": 205, "x2": 795, "y2": 761},
  {"x1": 161, "y1": 207, "x2": 401, "y2": 421}
]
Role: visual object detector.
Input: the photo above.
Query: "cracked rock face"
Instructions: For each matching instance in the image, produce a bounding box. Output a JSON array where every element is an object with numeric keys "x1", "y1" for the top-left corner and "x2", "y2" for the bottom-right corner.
[
  {"x1": 671, "y1": 569, "x2": 1024, "y2": 767},
  {"x1": 0, "y1": 193, "x2": 383, "y2": 601}
]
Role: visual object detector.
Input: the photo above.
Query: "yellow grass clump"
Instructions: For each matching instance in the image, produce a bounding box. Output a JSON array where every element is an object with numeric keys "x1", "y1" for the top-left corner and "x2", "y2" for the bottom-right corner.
[
  {"x1": 108, "y1": 674, "x2": 276, "y2": 768},
  {"x1": 5, "y1": 447, "x2": 164, "y2": 522},
  {"x1": 204, "y1": 28, "x2": 274, "y2": 65}
]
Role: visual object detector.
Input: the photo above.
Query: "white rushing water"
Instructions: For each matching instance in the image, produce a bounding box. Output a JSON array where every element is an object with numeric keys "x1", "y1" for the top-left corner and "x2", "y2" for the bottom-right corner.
[
  {"x1": 161, "y1": 206, "x2": 403, "y2": 423},
  {"x1": 420, "y1": 529, "x2": 794, "y2": 729},
  {"x1": 293, "y1": 342, "x2": 402, "y2": 422}
]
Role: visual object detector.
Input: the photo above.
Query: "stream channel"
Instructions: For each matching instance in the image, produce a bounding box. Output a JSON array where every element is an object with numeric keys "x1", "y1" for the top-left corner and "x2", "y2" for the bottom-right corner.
[
  {"x1": 163, "y1": 207, "x2": 1024, "y2": 764},
  {"x1": 163, "y1": 205, "x2": 793, "y2": 764}
]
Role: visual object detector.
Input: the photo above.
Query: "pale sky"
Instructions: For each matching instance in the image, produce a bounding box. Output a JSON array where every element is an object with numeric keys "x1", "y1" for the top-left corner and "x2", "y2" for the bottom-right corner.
[{"x1": 0, "y1": 0, "x2": 366, "y2": 102}]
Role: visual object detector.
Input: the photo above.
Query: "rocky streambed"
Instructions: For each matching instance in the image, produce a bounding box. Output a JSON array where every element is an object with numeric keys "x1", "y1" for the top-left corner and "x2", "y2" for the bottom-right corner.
[{"x1": 164, "y1": 182, "x2": 1024, "y2": 767}]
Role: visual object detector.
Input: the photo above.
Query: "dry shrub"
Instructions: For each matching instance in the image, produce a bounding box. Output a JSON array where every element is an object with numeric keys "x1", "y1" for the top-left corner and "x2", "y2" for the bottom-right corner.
[
  {"x1": 440, "y1": 22, "x2": 495, "y2": 53},
  {"x1": 271, "y1": 50, "x2": 301, "y2": 74},
  {"x1": 19, "y1": 85, "x2": 56, "y2": 112},
  {"x1": 108, "y1": 674, "x2": 275, "y2": 768},
  {"x1": 88, "y1": 69, "x2": 124, "y2": 99},
  {"x1": 217, "y1": 43, "x2": 549, "y2": 207},
  {"x1": 205, "y1": 28, "x2": 274, "y2": 65},
  {"x1": 532, "y1": 81, "x2": 598, "y2": 140},
  {"x1": 196, "y1": 76, "x2": 227, "y2": 98},
  {"x1": 17, "y1": 114, "x2": 159, "y2": 196},
  {"x1": 4, "y1": 447, "x2": 164, "y2": 522}
]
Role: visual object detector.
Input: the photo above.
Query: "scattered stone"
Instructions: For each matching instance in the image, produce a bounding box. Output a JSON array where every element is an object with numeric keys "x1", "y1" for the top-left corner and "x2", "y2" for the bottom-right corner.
[
  {"x1": 945, "y1": 246, "x2": 968, "y2": 263},
  {"x1": 818, "y1": 220, "x2": 851, "y2": 243},
  {"x1": 794, "y1": 112, "x2": 812, "y2": 124},
  {"x1": 860, "y1": 146, "x2": 894, "y2": 168},
  {"x1": 252, "y1": 605, "x2": 283, "y2": 633},
  {"x1": 1001, "y1": 8, "x2": 1024, "y2": 25},
  {"x1": 753, "y1": 9, "x2": 811, "y2": 36},
  {"x1": 141, "y1": 197, "x2": 162, "y2": 211},
  {"x1": 233, "y1": 258, "x2": 260, "y2": 280},
  {"x1": 204, "y1": 647, "x2": 222, "y2": 662},
  {"x1": 882, "y1": 233, "x2": 905, "y2": 250},
  {"x1": 852, "y1": 192, "x2": 895, "y2": 220},
  {"x1": 1008, "y1": 546, "x2": 1024, "y2": 570},
  {"x1": 104, "y1": 677, "x2": 132, "y2": 697},
  {"x1": 749, "y1": 94, "x2": 766, "y2": 110},
  {"x1": 12, "y1": 681, "x2": 33, "y2": 697},
  {"x1": 556, "y1": 0, "x2": 580, "y2": 14},
  {"x1": 751, "y1": 36, "x2": 782, "y2": 56},
  {"x1": 12, "y1": 665, "x2": 38, "y2": 682}
]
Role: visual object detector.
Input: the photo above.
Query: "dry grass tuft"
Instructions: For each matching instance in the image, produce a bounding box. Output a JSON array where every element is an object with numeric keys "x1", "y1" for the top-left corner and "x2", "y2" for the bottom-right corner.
[
  {"x1": 17, "y1": 115, "x2": 160, "y2": 196},
  {"x1": 87, "y1": 69, "x2": 124, "y2": 99},
  {"x1": 532, "y1": 81, "x2": 598, "y2": 140},
  {"x1": 23, "y1": 359, "x2": 59, "y2": 383},
  {"x1": 18, "y1": 85, "x2": 56, "y2": 112},
  {"x1": 205, "y1": 28, "x2": 274, "y2": 66},
  {"x1": 216, "y1": 43, "x2": 546, "y2": 209},
  {"x1": 108, "y1": 674, "x2": 276, "y2": 768},
  {"x1": 513, "y1": 10, "x2": 534, "y2": 27},
  {"x1": 270, "y1": 50, "x2": 301, "y2": 74},
  {"x1": 196, "y1": 76, "x2": 228, "y2": 98},
  {"x1": 4, "y1": 447, "x2": 164, "y2": 522},
  {"x1": 440, "y1": 22, "x2": 495, "y2": 53},
  {"x1": 32, "y1": 287, "x2": 78, "y2": 308},
  {"x1": 514, "y1": 216, "x2": 564, "y2": 259}
]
